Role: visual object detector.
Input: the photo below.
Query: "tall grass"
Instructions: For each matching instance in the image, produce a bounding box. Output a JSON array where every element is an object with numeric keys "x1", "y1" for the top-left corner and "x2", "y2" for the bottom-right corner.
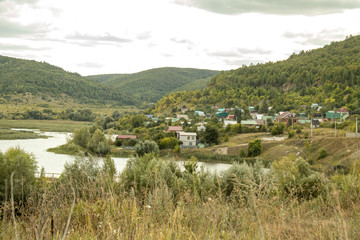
[{"x1": 1, "y1": 154, "x2": 360, "y2": 239}]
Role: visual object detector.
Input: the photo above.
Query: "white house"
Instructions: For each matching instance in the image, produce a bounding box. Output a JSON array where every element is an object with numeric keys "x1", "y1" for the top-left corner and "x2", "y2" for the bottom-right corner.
[
  {"x1": 224, "y1": 120, "x2": 237, "y2": 127},
  {"x1": 177, "y1": 131, "x2": 197, "y2": 148}
]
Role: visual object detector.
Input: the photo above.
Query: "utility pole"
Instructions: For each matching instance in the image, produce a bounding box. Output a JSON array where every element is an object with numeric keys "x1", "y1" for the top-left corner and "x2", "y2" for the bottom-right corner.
[
  {"x1": 335, "y1": 120, "x2": 337, "y2": 137},
  {"x1": 356, "y1": 117, "x2": 358, "y2": 134},
  {"x1": 311, "y1": 119, "x2": 313, "y2": 138}
]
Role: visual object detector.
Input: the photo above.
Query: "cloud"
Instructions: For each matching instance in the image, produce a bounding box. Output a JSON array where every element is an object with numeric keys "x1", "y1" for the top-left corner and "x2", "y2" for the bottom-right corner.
[
  {"x1": 137, "y1": 31, "x2": 152, "y2": 40},
  {"x1": 283, "y1": 29, "x2": 348, "y2": 46},
  {"x1": 77, "y1": 62, "x2": 104, "y2": 68},
  {"x1": 0, "y1": 43, "x2": 49, "y2": 51},
  {"x1": 0, "y1": 19, "x2": 45, "y2": 37},
  {"x1": 209, "y1": 47, "x2": 272, "y2": 57},
  {"x1": 66, "y1": 33, "x2": 132, "y2": 44},
  {"x1": 174, "y1": 0, "x2": 360, "y2": 15}
]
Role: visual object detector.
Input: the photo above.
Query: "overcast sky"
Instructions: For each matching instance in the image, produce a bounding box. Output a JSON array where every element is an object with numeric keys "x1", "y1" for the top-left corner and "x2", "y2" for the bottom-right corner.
[{"x1": 0, "y1": 0, "x2": 359, "y2": 76}]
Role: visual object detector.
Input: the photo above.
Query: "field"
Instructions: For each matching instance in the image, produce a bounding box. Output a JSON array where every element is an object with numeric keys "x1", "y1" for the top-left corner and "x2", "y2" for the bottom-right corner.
[{"x1": 0, "y1": 119, "x2": 92, "y2": 132}]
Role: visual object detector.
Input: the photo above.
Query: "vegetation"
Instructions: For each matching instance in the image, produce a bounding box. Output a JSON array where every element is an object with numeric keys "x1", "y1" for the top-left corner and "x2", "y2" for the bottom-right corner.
[
  {"x1": 0, "y1": 128, "x2": 43, "y2": 140},
  {"x1": 247, "y1": 139, "x2": 262, "y2": 157},
  {"x1": 0, "y1": 55, "x2": 136, "y2": 105},
  {"x1": 153, "y1": 35, "x2": 360, "y2": 114},
  {"x1": 87, "y1": 67, "x2": 219, "y2": 103},
  {"x1": 2, "y1": 151, "x2": 360, "y2": 239}
]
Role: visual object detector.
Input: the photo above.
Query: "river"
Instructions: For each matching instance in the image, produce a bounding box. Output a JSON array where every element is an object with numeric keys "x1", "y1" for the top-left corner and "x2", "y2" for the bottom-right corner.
[{"x1": 0, "y1": 130, "x2": 231, "y2": 175}]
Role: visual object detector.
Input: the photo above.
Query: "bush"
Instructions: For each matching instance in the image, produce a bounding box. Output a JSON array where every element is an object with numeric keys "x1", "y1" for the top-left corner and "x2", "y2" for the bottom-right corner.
[
  {"x1": 288, "y1": 130, "x2": 295, "y2": 138},
  {"x1": 248, "y1": 139, "x2": 262, "y2": 157},
  {"x1": 159, "y1": 137, "x2": 179, "y2": 150},
  {"x1": 135, "y1": 140, "x2": 159, "y2": 157},
  {"x1": 0, "y1": 147, "x2": 37, "y2": 202},
  {"x1": 317, "y1": 148, "x2": 329, "y2": 160}
]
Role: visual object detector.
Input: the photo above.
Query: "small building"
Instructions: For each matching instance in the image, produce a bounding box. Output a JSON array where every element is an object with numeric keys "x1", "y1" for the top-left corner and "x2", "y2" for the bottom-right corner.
[
  {"x1": 262, "y1": 115, "x2": 275, "y2": 123},
  {"x1": 241, "y1": 119, "x2": 259, "y2": 128},
  {"x1": 311, "y1": 119, "x2": 320, "y2": 128},
  {"x1": 338, "y1": 108, "x2": 349, "y2": 116},
  {"x1": 164, "y1": 126, "x2": 183, "y2": 133},
  {"x1": 299, "y1": 113, "x2": 307, "y2": 118},
  {"x1": 117, "y1": 135, "x2": 137, "y2": 140},
  {"x1": 250, "y1": 112, "x2": 258, "y2": 119},
  {"x1": 248, "y1": 106, "x2": 255, "y2": 112},
  {"x1": 176, "y1": 114, "x2": 189, "y2": 120},
  {"x1": 325, "y1": 111, "x2": 341, "y2": 121},
  {"x1": 275, "y1": 112, "x2": 298, "y2": 125},
  {"x1": 227, "y1": 115, "x2": 235, "y2": 120},
  {"x1": 195, "y1": 111, "x2": 205, "y2": 117},
  {"x1": 177, "y1": 131, "x2": 197, "y2": 148},
  {"x1": 256, "y1": 114, "x2": 263, "y2": 120},
  {"x1": 224, "y1": 120, "x2": 238, "y2": 127},
  {"x1": 311, "y1": 103, "x2": 319, "y2": 109}
]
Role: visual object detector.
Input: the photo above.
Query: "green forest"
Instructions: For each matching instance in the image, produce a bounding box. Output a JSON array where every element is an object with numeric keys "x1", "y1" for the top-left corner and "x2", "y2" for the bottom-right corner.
[
  {"x1": 0, "y1": 55, "x2": 136, "y2": 106},
  {"x1": 153, "y1": 35, "x2": 360, "y2": 114},
  {"x1": 87, "y1": 67, "x2": 218, "y2": 103}
]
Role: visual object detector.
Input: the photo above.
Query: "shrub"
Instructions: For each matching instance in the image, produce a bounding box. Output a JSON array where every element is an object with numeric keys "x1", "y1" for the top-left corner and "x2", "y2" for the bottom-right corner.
[
  {"x1": 288, "y1": 130, "x2": 295, "y2": 138},
  {"x1": 248, "y1": 139, "x2": 262, "y2": 157},
  {"x1": 159, "y1": 137, "x2": 179, "y2": 150},
  {"x1": 73, "y1": 127, "x2": 90, "y2": 148},
  {"x1": 317, "y1": 148, "x2": 329, "y2": 160},
  {"x1": 135, "y1": 140, "x2": 159, "y2": 157}
]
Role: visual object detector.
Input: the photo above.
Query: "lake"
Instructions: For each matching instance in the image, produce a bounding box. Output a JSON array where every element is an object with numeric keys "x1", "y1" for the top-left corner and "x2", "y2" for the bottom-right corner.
[{"x1": 0, "y1": 130, "x2": 231, "y2": 175}]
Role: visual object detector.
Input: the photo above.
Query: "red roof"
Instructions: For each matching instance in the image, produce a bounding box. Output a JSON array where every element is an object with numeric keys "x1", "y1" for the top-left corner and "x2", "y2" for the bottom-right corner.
[
  {"x1": 165, "y1": 126, "x2": 183, "y2": 132},
  {"x1": 338, "y1": 108, "x2": 349, "y2": 113},
  {"x1": 117, "y1": 135, "x2": 137, "y2": 139},
  {"x1": 228, "y1": 115, "x2": 235, "y2": 119}
]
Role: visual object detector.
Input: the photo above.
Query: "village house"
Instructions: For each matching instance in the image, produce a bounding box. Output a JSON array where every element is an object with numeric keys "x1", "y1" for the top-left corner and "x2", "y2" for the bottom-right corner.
[
  {"x1": 176, "y1": 114, "x2": 189, "y2": 120},
  {"x1": 164, "y1": 126, "x2": 183, "y2": 133},
  {"x1": 116, "y1": 135, "x2": 137, "y2": 140},
  {"x1": 325, "y1": 111, "x2": 341, "y2": 122},
  {"x1": 224, "y1": 120, "x2": 238, "y2": 127},
  {"x1": 195, "y1": 111, "x2": 205, "y2": 117},
  {"x1": 177, "y1": 131, "x2": 197, "y2": 148},
  {"x1": 338, "y1": 108, "x2": 350, "y2": 116},
  {"x1": 275, "y1": 112, "x2": 298, "y2": 125}
]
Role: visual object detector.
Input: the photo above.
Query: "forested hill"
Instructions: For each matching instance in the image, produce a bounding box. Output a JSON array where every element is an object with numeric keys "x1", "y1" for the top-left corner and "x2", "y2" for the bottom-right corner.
[
  {"x1": 153, "y1": 35, "x2": 360, "y2": 114},
  {"x1": 87, "y1": 67, "x2": 219, "y2": 103},
  {"x1": 0, "y1": 55, "x2": 136, "y2": 105}
]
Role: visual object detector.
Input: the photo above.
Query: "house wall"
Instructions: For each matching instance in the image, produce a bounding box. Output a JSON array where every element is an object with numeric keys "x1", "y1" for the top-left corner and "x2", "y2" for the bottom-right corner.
[{"x1": 179, "y1": 135, "x2": 196, "y2": 147}]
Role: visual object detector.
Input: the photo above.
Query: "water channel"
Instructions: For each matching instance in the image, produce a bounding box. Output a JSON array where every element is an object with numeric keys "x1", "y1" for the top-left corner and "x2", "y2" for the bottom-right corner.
[{"x1": 0, "y1": 130, "x2": 231, "y2": 175}]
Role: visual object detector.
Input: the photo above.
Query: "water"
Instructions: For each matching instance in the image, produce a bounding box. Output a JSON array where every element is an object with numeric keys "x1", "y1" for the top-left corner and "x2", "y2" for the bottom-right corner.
[{"x1": 0, "y1": 130, "x2": 231, "y2": 175}]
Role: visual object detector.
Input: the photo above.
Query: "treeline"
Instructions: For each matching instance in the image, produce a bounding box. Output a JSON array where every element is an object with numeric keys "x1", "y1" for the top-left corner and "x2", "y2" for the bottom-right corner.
[
  {"x1": 153, "y1": 35, "x2": 360, "y2": 114},
  {"x1": 0, "y1": 55, "x2": 137, "y2": 105},
  {"x1": 2, "y1": 109, "x2": 98, "y2": 121}
]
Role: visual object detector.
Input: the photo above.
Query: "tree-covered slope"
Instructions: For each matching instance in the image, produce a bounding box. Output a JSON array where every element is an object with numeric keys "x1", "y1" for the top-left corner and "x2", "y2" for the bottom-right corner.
[
  {"x1": 0, "y1": 55, "x2": 136, "y2": 105},
  {"x1": 153, "y1": 35, "x2": 360, "y2": 114},
  {"x1": 87, "y1": 67, "x2": 219, "y2": 103}
]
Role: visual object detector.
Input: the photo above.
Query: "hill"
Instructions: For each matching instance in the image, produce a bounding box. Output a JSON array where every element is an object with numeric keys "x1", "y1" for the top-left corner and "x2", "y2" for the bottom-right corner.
[
  {"x1": 0, "y1": 55, "x2": 136, "y2": 105},
  {"x1": 153, "y1": 35, "x2": 360, "y2": 114},
  {"x1": 87, "y1": 67, "x2": 219, "y2": 103}
]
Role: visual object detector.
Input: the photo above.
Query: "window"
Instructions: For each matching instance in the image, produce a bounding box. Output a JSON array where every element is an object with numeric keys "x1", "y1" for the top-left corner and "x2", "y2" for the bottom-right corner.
[
  {"x1": 187, "y1": 136, "x2": 190, "y2": 140},
  {"x1": 189, "y1": 142, "x2": 192, "y2": 146}
]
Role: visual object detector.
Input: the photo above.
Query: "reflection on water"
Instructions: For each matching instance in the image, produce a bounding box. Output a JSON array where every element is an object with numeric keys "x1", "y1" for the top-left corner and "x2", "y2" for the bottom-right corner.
[{"x1": 0, "y1": 131, "x2": 231, "y2": 174}]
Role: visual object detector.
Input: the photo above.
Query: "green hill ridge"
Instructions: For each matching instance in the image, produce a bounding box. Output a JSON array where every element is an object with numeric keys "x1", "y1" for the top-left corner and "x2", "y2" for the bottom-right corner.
[
  {"x1": 153, "y1": 35, "x2": 360, "y2": 114},
  {"x1": 0, "y1": 55, "x2": 136, "y2": 105},
  {"x1": 87, "y1": 67, "x2": 219, "y2": 103}
]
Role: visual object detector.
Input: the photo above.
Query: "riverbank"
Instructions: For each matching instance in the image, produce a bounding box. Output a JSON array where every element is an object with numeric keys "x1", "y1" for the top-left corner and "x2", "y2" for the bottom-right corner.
[{"x1": 0, "y1": 128, "x2": 45, "y2": 140}]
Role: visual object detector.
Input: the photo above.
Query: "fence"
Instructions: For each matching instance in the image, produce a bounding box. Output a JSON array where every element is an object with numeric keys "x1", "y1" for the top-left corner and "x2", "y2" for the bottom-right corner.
[{"x1": 35, "y1": 172, "x2": 61, "y2": 178}]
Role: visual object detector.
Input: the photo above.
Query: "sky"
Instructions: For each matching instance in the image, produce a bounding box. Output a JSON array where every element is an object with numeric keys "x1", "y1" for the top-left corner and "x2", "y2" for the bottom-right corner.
[{"x1": 0, "y1": 0, "x2": 359, "y2": 76}]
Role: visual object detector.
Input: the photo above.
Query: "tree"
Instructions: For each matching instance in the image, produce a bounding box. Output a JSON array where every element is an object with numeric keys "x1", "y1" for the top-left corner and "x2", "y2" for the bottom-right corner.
[
  {"x1": 248, "y1": 139, "x2": 262, "y2": 157},
  {"x1": 0, "y1": 148, "x2": 37, "y2": 202},
  {"x1": 234, "y1": 107, "x2": 242, "y2": 123},
  {"x1": 73, "y1": 127, "x2": 90, "y2": 148},
  {"x1": 204, "y1": 124, "x2": 220, "y2": 145}
]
